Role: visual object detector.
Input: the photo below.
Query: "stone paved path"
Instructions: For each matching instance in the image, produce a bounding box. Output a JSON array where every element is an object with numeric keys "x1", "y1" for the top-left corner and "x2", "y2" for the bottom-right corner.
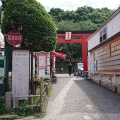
[{"x1": 35, "y1": 74, "x2": 120, "y2": 120}]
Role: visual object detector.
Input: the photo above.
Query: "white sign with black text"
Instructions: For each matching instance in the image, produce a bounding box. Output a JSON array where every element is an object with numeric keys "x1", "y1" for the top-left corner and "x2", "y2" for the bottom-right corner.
[{"x1": 12, "y1": 50, "x2": 30, "y2": 99}]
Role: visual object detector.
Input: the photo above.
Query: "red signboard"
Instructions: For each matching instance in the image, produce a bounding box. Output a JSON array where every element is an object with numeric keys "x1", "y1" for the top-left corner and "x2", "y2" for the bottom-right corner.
[{"x1": 6, "y1": 30, "x2": 23, "y2": 45}]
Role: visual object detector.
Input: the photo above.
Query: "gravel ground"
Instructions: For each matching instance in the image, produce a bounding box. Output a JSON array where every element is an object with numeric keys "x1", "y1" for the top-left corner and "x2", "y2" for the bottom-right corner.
[{"x1": 36, "y1": 74, "x2": 120, "y2": 120}]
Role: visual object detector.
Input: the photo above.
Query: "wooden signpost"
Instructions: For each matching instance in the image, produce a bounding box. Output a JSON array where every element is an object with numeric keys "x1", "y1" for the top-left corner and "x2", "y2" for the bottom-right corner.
[{"x1": 37, "y1": 51, "x2": 47, "y2": 112}]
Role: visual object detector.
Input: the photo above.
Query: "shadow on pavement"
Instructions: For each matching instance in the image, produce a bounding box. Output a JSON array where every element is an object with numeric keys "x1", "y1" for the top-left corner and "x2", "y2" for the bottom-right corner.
[{"x1": 74, "y1": 78, "x2": 120, "y2": 113}]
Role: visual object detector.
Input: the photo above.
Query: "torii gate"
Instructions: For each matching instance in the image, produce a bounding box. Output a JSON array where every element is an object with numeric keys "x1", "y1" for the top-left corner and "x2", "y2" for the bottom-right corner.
[{"x1": 56, "y1": 30, "x2": 95, "y2": 71}]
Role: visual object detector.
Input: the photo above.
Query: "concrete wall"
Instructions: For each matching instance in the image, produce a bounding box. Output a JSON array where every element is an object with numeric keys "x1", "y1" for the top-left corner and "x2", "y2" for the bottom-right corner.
[{"x1": 90, "y1": 72, "x2": 120, "y2": 94}]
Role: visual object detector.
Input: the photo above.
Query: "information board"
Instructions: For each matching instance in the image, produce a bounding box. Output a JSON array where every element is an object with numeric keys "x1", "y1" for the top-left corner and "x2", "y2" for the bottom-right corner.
[
  {"x1": 12, "y1": 50, "x2": 30, "y2": 99},
  {"x1": 37, "y1": 52, "x2": 47, "y2": 68}
]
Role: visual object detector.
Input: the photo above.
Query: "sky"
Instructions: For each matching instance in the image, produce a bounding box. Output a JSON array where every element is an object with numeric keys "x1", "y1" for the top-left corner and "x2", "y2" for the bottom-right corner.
[{"x1": 37, "y1": 0, "x2": 120, "y2": 11}]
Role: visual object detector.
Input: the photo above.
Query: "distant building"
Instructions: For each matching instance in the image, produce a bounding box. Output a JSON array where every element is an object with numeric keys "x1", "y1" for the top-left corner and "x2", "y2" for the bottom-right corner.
[{"x1": 88, "y1": 8, "x2": 120, "y2": 93}]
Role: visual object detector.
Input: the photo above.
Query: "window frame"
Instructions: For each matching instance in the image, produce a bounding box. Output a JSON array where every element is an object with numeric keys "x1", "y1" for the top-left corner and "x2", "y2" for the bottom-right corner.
[{"x1": 100, "y1": 27, "x2": 107, "y2": 42}]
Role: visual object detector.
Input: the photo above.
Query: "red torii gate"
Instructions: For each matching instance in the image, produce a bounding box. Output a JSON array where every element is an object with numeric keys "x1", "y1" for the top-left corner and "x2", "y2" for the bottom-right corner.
[{"x1": 56, "y1": 30, "x2": 95, "y2": 71}]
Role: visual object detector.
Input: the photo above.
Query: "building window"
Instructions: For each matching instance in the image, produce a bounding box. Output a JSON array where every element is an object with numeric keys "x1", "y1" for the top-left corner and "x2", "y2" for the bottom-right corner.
[{"x1": 100, "y1": 27, "x2": 107, "y2": 42}]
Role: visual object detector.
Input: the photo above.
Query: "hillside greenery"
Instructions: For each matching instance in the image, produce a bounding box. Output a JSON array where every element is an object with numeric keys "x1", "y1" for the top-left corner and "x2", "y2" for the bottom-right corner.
[
  {"x1": 49, "y1": 6, "x2": 114, "y2": 30},
  {"x1": 48, "y1": 6, "x2": 115, "y2": 58}
]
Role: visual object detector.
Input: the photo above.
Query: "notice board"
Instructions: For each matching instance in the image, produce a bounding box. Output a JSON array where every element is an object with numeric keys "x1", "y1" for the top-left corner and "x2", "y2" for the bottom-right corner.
[{"x1": 12, "y1": 50, "x2": 30, "y2": 99}]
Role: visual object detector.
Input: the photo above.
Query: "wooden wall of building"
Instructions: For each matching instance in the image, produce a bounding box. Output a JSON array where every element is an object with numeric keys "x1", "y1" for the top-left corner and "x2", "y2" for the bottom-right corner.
[{"x1": 94, "y1": 36, "x2": 120, "y2": 72}]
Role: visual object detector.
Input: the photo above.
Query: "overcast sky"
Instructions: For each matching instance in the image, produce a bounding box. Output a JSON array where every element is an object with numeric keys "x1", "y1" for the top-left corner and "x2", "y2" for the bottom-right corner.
[{"x1": 37, "y1": 0, "x2": 120, "y2": 11}]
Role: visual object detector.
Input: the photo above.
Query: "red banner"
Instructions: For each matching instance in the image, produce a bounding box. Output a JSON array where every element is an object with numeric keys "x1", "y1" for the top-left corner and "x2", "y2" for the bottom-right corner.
[{"x1": 52, "y1": 51, "x2": 66, "y2": 58}]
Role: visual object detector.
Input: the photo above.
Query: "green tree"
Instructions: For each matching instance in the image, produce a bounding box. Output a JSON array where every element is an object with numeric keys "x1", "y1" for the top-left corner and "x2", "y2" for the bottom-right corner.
[
  {"x1": 1, "y1": 0, "x2": 56, "y2": 52},
  {"x1": 49, "y1": 8, "x2": 64, "y2": 22},
  {"x1": 56, "y1": 43, "x2": 82, "y2": 59},
  {"x1": 62, "y1": 10, "x2": 77, "y2": 22},
  {"x1": 88, "y1": 8, "x2": 114, "y2": 27},
  {"x1": 75, "y1": 6, "x2": 94, "y2": 22},
  {"x1": 57, "y1": 20, "x2": 78, "y2": 31},
  {"x1": 49, "y1": 6, "x2": 114, "y2": 29},
  {"x1": 57, "y1": 20, "x2": 97, "y2": 31}
]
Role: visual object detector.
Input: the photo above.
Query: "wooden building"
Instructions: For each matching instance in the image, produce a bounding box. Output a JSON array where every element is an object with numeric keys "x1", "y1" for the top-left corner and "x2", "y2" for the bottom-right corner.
[{"x1": 88, "y1": 8, "x2": 120, "y2": 93}]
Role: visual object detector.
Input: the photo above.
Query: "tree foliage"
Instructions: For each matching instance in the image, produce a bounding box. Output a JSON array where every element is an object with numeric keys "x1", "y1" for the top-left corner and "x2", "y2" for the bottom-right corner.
[
  {"x1": 49, "y1": 6, "x2": 114, "y2": 30},
  {"x1": 56, "y1": 43, "x2": 82, "y2": 58},
  {"x1": 1, "y1": 0, "x2": 56, "y2": 52},
  {"x1": 57, "y1": 20, "x2": 97, "y2": 31}
]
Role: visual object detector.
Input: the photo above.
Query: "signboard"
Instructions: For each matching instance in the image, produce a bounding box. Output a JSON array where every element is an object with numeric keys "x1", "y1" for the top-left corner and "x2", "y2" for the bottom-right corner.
[
  {"x1": 39, "y1": 69, "x2": 45, "y2": 78},
  {"x1": 65, "y1": 32, "x2": 71, "y2": 40},
  {"x1": 12, "y1": 50, "x2": 29, "y2": 99},
  {"x1": 6, "y1": 30, "x2": 23, "y2": 45},
  {"x1": 0, "y1": 56, "x2": 5, "y2": 77},
  {"x1": 37, "y1": 52, "x2": 47, "y2": 68}
]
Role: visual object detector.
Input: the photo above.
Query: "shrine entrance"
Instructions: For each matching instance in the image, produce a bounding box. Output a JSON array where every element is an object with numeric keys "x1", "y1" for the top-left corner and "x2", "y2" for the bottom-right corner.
[{"x1": 56, "y1": 30, "x2": 95, "y2": 71}]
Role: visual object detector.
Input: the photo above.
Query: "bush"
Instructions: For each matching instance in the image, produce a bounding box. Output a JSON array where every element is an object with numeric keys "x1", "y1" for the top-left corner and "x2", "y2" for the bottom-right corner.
[{"x1": 0, "y1": 97, "x2": 6, "y2": 114}]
